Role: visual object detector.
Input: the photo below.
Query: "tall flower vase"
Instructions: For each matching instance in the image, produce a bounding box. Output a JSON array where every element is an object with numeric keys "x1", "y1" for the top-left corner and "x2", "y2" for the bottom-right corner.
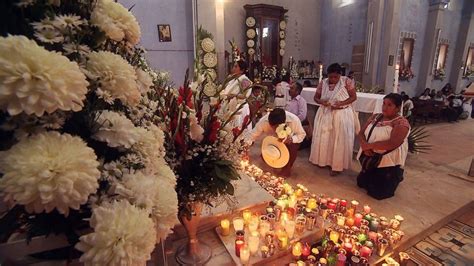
[{"x1": 176, "y1": 202, "x2": 212, "y2": 265}]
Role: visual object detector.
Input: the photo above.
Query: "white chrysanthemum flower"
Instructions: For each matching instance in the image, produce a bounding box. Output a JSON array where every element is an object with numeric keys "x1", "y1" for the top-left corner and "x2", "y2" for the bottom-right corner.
[
  {"x1": 0, "y1": 132, "x2": 100, "y2": 215},
  {"x1": 152, "y1": 178, "x2": 179, "y2": 240},
  {"x1": 63, "y1": 43, "x2": 91, "y2": 56},
  {"x1": 0, "y1": 35, "x2": 88, "y2": 116},
  {"x1": 93, "y1": 110, "x2": 142, "y2": 148},
  {"x1": 53, "y1": 14, "x2": 85, "y2": 30},
  {"x1": 189, "y1": 112, "x2": 204, "y2": 142},
  {"x1": 76, "y1": 200, "x2": 156, "y2": 266},
  {"x1": 132, "y1": 125, "x2": 166, "y2": 170},
  {"x1": 34, "y1": 28, "x2": 64, "y2": 43},
  {"x1": 87, "y1": 51, "x2": 140, "y2": 106},
  {"x1": 91, "y1": 0, "x2": 141, "y2": 45},
  {"x1": 136, "y1": 68, "x2": 153, "y2": 94},
  {"x1": 31, "y1": 18, "x2": 55, "y2": 31}
]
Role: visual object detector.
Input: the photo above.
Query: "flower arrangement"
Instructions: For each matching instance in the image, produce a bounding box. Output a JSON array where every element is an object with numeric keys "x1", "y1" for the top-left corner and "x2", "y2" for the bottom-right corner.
[
  {"x1": 150, "y1": 67, "x2": 269, "y2": 218},
  {"x1": 262, "y1": 65, "x2": 278, "y2": 82},
  {"x1": 434, "y1": 68, "x2": 446, "y2": 81},
  {"x1": 355, "y1": 82, "x2": 385, "y2": 94},
  {"x1": 0, "y1": 1, "x2": 178, "y2": 264},
  {"x1": 399, "y1": 67, "x2": 415, "y2": 81}
]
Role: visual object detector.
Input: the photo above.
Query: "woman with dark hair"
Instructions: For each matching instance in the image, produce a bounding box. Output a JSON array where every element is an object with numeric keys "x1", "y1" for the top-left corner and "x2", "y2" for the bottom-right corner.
[
  {"x1": 221, "y1": 59, "x2": 253, "y2": 131},
  {"x1": 274, "y1": 73, "x2": 291, "y2": 108},
  {"x1": 309, "y1": 63, "x2": 359, "y2": 176},
  {"x1": 357, "y1": 93, "x2": 410, "y2": 200},
  {"x1": 441, "y1": 83, "x2": 452, "y2": 96},
  {"x1": 419, "y1": 88, "x2": 431, "y2": 100}
]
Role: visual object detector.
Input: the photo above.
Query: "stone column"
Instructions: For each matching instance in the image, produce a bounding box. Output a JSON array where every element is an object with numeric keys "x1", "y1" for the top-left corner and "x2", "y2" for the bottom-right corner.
[
  {"x1": 379, "y1": 0, "x2": 402, "y2": 93},
  {"x1": 449, "y1": 0, "x2": 474, "y2": 91},
  {"x1": 416, "y1": 1, "x2": 448, "y2": 94},
  {"x1": 362, "y1": 0, "x2": 385, "y2": 87},
  {"x1": 196, "y1": 0, "x2": 226, "y2": 81}
]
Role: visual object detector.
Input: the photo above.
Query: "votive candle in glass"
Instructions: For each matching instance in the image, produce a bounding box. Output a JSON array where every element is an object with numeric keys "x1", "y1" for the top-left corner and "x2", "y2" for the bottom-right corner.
[
  {"x1": 233, "y1": 217, "x2": 244, "y2": 232},
  {"x1": 395, "y1": 215, "x2": 404, "y2": 226},
  {"x1": 220, "y1": 219, "x2": 230, "y2": 236},
  {"x1": 336, "y1": 215, "x2": 346, "y2": 227},
  {"x1": 360, "y1": 246, "x2": 372, "y2": 258},
  {"x1": 345, "y1": 217, "x2": 354, "y2": 227},
  {"x1": 390, "y1": 219, "x2": 401, "y2": 230},
  {"x1": 235, "y1": 239, "x2": 245, "y2": 257},
  {"x1": 354, "y1": 213, "x2": 363, "y2": 226},
  {"x1": 284, "y1": 220, "x2": 296, "y2": 239},
  {"x1": 351, "y1": 200, "x2": 359, "y2": 212},
  {"x1": 292, "y1": 242, "x2": 303, "y2": 259},
  {"x1": 369, "y1": 219, "x2": 379, "y2": 232},
  {"x1": 243, "y1": 209, "x2": 252, "y2": 225},
  {"x1": 259, "y1": 220, "x2": 271, "y2": 237},
  {"x1": 240, "y1": 245, "x2": 250, "y2": 265},
  {"x1": 363, "y1": 205, "x2": 371, "y2": 214},
  {"x1": 307, "y1": 198, "x2": 317, "y2": 210},
  {"x1": 249, "y1": 218, "x2": 259, "y2": 233},
  {"x1": 248, "y1": 232, "x2": 260, "y2": 255},
  {"x1": 358, "y1": 233, "x2": 367, "y2": 244},
  {"x1": 330, "y1": 230, "x2": 340, "y2": 243},
  {"x1": 278, "y1": 233, "x2": 289, "y2": 250},
  {"x1": 295, "y1": 215, "x2": 307, "y2": 236}
]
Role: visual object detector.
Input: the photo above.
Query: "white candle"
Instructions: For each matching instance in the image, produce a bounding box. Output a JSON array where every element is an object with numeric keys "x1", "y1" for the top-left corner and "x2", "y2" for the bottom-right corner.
[
  {"x1": 240, "y1": 245, "x2": 250, "y2": 264},
  {"x1": 319, "y1": 64, "x2": 323, "y2": 84},
  {"x1": 248, "y1": 232, "x2": 260, "y2": 255},
  {"x1": 394, "y1": 64, "x2": 399, "y2": 93},
  {"x1": 233, "y1": 217, "x2": 244, "y2": 232}
]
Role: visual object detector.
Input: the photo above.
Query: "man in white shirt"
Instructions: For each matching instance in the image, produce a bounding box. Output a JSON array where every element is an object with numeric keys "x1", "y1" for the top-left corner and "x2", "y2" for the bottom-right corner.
[{"x1": 247, "y1": 108, "x2": 306, "y2": 177}]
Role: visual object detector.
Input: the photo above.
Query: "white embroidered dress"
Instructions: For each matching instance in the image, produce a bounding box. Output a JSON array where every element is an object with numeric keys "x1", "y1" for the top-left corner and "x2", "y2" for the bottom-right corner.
[
  {"x1": 309, "y1": 77, "x2": 355, "y2": 171},
  {"x1": 221, "y1": 74, "x2": 252, "y2": 131}
]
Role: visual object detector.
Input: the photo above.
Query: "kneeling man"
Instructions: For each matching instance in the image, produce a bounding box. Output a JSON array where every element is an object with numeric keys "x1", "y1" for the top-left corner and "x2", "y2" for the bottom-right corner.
[{"x1": 246, "y1": 108, "x2": 306, "y2": 177}]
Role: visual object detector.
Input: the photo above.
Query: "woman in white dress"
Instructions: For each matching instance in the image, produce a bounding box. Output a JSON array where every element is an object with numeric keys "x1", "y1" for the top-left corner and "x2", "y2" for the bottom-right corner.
[
  {"x1": 309, "y1": 63, "x2": 357, "y2": 175},
  {"x1": 357, "y1": 93, "x2": 410, "y2": 199},
  {"x1": 222, "y1": 60, "x2": 252, "y2": 131},
  {"x1": 274, "y1": 74, "x2": 290, "y2": 108}
]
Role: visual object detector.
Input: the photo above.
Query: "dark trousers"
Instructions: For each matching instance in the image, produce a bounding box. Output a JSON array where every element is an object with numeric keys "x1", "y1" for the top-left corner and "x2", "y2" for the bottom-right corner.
[{"x1": 282, "y1": 142, "x2": 300, "y2": 172}]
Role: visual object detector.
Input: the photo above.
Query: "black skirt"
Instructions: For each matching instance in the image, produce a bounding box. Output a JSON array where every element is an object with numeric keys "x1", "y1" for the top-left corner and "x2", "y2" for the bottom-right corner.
[{"x1": 357, "y1": 166, "x2": 404, "y2": 200}]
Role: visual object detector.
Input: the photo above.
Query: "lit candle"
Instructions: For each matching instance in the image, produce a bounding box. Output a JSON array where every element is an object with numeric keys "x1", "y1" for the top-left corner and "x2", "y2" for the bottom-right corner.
[
  {"x1": 328, "y1": 202, "x2": 337, "y2": 211},
  {"x1": 278, "y1": 233, "x2": 289, "y2": 250},
  {"x1": 235, "y1": 239, "x2": 245, "y2": 257},
  {"x1": 358, "y1": 233, "x2": 367, "y2": 244},
  {"x1": 369, "y1": 219, "x2": 379, "y2": 232},
  {"x1": 249, "y1": 215, "x2": 259, "y2": 232},
  {"x1": 360, "y1": 246, "x2": 372, "y2": 258},
  {"x1": 395, "y1": 215, "x2": 404, "y2": 225},
  {"x1": 248, "y1": 231, "x2": 260, "y2": 255},
  {"x1": 390, "y1": 219, "x2": 401, "y2": 230},
  {"x1": 259, "y1": 220, "x2": 271, "y2": 237},
  {"x1": 340, "y1": 200, "x2": 347, "y2": 207},
  {"x1": 284, "y1": 220, "x2": 296, "y2": 239},
  {"x1": 260, "y1": 245, "x2": 269, "y2": 258},
  {"x1": 344, "y1": 242, "x2": 353, "y2": 253},
  {"x1": 330, "y1": 230, "x2": 340, "y2": 243},
  {"x1": 295, "y1": 188, "x2": 304, "y2": 198},
  {"x1": 345, "y1": 217, "x2": 354, "y2": 227},
  {"x1": 368, "y1": 231, "x2": 378, "y2": 242},
  {"x1": 288, "y1": 194, "x2": 298, "y2": 208},
  {"x1": 243, "y1": 210, "x2": 252, "y2": 225},
  {"x1": 394, "y1": 64, "x2": 399, "y2": 93},
  {"x1": 319, "y1": 64, "x2": 323, "y2": 84},
  {"x1": 351, "y1": 200, "x2": 359, "y2": 212},
  {"x1": 233, "y1": 217, "x2": 244, "y2": 232},
  {"x1": 240, "y1": 245, "x2": 250, "y2": 264},
  {"x1": 307, "y1": 198, "x2": 317, "y2": 210},
  {"x1": 336, "y1": 253, "x2": 346, "y2": 266},
  {"x1": 280, "y1": 211, "x2": 290, "y2": 226},
  {"x1": 363, "y1": 205, "x2": 371, "y2": 214},
  {"x1": 337, "y1": 215, "x2": 346, "y2": 227},
  {"x1": 220, "y1": 219, "x2": 230, "y2": 236},
  {"x1": 354, "y1": 213, "x2": 364, "y2": 226},
  {"x1": 292, "y1": 242, "x2": 303, "y2": 259}
]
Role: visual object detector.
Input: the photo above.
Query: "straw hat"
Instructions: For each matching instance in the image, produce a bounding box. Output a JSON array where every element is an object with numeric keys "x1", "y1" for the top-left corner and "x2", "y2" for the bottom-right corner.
[{"x1": 261, "y1": 136, "x2": 290, "y2": 168}]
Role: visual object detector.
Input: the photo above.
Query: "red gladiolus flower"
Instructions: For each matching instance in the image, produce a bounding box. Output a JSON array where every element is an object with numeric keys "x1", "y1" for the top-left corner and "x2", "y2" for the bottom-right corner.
[
  {"x1": 178, "y1": 86, "x2": 193, "y2": 108},
  {"x1": 207, "y1": 117, "x2": 221, "y2": 143}
]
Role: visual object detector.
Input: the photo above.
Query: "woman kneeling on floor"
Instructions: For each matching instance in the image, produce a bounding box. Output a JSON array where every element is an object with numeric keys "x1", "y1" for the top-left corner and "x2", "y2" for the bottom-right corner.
[{"x1": 357, "y1": 93, "x2": 410, "y2": 200}]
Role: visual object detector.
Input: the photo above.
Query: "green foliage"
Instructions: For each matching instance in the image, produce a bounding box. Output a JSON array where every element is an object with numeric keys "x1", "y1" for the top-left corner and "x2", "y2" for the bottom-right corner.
[{"x1": 408, "y1": 126, "x2": 432, "y2": 154}]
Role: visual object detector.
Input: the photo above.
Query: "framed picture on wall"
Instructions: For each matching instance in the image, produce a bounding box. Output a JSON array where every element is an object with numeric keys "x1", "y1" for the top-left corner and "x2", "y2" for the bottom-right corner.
[{"x1": 158, "y1": 24, "x2": 172, "y2": 42}]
